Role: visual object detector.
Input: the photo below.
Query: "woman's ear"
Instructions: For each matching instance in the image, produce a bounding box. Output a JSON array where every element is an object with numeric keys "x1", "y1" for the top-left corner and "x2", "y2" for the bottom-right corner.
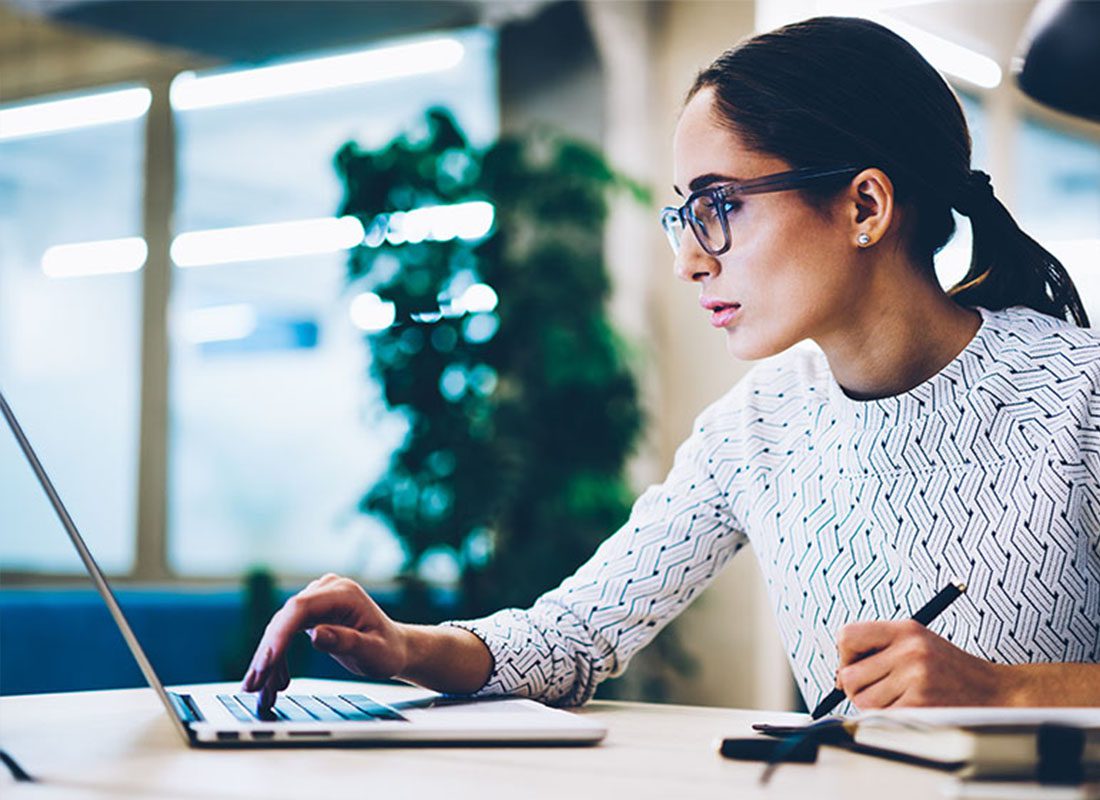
[{"x1": 847, "y1": 168, "x2": 895, "y2": 249}]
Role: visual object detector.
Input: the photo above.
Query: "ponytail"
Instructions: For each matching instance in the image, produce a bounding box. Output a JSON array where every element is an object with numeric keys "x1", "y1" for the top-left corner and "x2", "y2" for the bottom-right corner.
[{"x1": 948, "y1": 170, "x2": 1089, "y2": 327}]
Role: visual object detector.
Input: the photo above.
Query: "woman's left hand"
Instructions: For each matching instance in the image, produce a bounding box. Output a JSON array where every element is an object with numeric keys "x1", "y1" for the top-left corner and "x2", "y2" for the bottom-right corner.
[{"x1": 835, "y1": 620, "x2": 1013, "y2": 709}]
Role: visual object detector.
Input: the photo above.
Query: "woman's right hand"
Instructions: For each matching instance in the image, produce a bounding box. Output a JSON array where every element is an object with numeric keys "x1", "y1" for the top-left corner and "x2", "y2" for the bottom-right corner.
[{"x1": 240, "y1": 573, "x2": 410, "y2": 712}]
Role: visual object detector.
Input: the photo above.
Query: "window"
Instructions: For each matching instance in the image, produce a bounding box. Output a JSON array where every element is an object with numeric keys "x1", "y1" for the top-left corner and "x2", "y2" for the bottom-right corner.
[
  {"x1": 1015, "y1": 116, "x2": 1100, "y2": 324},
  {"x1": 0, "y1": 88, "x2": 146, "y2": 574},
  {"x1": 933, "y1": 91, "x2": 1100, "y2": 323},
  {"x1": 167, "y1": 30, "x2": 498, "y2": 577},
  {"x1": 1, "y1": 30, "x2": 498, "y2": 581}
]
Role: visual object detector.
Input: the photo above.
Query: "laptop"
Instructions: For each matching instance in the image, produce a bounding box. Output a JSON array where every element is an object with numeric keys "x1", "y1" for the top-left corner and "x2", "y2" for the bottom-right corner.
[{"x1": 0, "y1": 388, "x2": 606, "y2": 747}]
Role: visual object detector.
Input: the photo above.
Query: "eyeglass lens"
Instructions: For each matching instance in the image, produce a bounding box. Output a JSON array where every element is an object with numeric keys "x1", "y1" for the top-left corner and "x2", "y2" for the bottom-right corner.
[
  {"x1": 688, "y1": 195, "x2": 726, "y2": 254},
  {"x1": 661, "y1": 194, "x2": 730, "y2": 256}
]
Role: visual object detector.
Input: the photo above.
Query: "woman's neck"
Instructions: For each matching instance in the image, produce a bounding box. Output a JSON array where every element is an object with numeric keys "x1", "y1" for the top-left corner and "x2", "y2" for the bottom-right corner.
[{"x1": 816, "y1": 271, "x2": 983, "y2": 401}]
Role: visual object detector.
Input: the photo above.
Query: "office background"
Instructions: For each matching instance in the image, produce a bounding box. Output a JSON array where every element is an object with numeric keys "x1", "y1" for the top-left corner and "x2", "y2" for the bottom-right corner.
[{"x1": 1, "y1": 0, "x2": 1098, "y2": 709}]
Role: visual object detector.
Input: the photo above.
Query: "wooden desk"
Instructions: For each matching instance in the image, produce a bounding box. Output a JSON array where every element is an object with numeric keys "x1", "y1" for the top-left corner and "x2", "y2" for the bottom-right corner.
[{"x1": 0, "y1": 678, "x2": 950, "y2": 799}]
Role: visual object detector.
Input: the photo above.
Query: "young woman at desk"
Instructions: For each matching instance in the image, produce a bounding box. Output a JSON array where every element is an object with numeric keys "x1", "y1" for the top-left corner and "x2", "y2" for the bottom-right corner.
[{"x1": 243, "y1": 17, "x2": 1100, "y2": 713}]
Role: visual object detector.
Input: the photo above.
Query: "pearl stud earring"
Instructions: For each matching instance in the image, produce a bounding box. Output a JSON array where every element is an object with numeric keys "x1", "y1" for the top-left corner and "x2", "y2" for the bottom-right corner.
[{"x1": 857, "y1": 233, "x2": 871, "y2": 246}]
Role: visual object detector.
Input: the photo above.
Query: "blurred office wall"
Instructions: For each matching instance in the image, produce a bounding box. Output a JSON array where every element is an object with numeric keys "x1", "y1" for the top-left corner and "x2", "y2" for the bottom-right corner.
[{"x1": 582, "y1": 0, "x2": 791, "y2": 711}]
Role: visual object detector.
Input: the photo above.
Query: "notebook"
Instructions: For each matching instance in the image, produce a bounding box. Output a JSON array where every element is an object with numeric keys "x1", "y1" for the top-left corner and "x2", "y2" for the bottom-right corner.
[
  {"x1": 755, "y1": 707, "x2": 1100, "y2": 780},
  {"x1": 852, "y1": 708, "x2": 1100, "y2": 780},
  {"x1": 0, "y1": 388, "x2": 606, "y2": 747}
]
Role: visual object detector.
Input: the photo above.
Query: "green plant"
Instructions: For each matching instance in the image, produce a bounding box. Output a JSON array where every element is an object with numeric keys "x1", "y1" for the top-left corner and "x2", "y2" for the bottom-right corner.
[
  {"x1": 336, "y1": 109, "x2": 646, "y2": 625},
  {"x1": 335, "y1": 109, "x2": 696, "y2": 700}
]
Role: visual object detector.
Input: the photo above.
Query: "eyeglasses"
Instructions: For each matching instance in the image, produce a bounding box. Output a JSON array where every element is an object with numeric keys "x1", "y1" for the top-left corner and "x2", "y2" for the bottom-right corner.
[{"x1": 660, "y1": 165, "x2": 860, "y2": 256}]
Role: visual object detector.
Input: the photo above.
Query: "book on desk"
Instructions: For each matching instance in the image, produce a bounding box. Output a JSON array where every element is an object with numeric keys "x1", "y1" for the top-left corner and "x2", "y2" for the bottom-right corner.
[
  {"x1": 851, "y1": 708, "x2": 1100, "y2": 781},
  {"x1": 755, "y1": 707, "x2": 1100, "y2": 782}
]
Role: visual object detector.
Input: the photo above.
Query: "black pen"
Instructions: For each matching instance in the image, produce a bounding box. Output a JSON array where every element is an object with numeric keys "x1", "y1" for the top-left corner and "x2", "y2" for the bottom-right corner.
[{"x1": 810, "y1": 580, "x2": 967, "y2": 720}]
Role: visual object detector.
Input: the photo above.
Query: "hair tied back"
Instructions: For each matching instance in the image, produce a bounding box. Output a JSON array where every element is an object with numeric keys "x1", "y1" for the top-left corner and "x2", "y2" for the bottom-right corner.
[{"x1": 953, "y1": 170, "x2": 994, "y2": 218}]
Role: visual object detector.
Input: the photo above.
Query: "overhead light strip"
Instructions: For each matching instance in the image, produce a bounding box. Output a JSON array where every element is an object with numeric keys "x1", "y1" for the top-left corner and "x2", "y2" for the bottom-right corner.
[
  {"x1": 170, "y1": 36, "x2": 466, "y2": 111},
  {"x1": 0, "y1": 87, "x2": 152, "y2": 142},
  {"x1": 813, "y1": 3, "x2": 1002, "y2": 89},
  {"x1": 171, "y1": 216, "x2": 365, "y2": 268},
  {"x1": 879, "y1": 14, "x2": 1002, "y2": 89},
  {"x1": 171, "y1": 203, "x2": 494, "y2": 268},
  {"x1": 41, "y1": 237, "x2": 148, "y2": 279},
  {"x1": 40, "y1": 203, "x2": 495, "y2": 276}
]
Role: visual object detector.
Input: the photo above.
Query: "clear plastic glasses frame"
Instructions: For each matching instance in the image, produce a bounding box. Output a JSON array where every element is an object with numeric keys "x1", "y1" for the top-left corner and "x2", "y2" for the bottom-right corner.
[{"x1": 660, "y1": 165, "x2": 859, "y2": 256}]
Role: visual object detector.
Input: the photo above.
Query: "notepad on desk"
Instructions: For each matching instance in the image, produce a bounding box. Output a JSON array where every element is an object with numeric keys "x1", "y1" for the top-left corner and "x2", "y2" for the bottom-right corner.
[
  {"x1": 848, "y1": 708, "x2": 1100, "y2": 780},
  {"x1": 754, "y1": 708, "x2": 1100, "y2": 780}
]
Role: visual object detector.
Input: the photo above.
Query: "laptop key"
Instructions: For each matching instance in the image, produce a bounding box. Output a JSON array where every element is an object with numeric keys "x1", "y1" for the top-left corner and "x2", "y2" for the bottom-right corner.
[
  {"x1": 269, "y1": 697, "x2": 313, "y2": 722},
  {"x1": 314, "y1": 695, "x2": 382, "y2": 722},
  {"x1": 218, "y1": 694, "x2": 257, "y2": 723},
  {"x1": 286, "y1": 695, "x2": 346, "y2": 722},
  {"x1": 339, "y1": 694, "x2": 407, "y2": 721},
  {"x1": 232, "y1": 694, "x2": 290, "y2": 722}
]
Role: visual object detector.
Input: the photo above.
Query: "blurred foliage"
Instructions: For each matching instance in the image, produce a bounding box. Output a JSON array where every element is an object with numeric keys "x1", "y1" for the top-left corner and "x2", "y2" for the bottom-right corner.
[{"x1": 334, "y1": 109, "x2": 647, "y2": 621}]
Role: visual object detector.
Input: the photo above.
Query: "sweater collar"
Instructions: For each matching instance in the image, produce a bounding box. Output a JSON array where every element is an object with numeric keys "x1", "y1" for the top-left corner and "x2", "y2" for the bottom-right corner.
[{"x1": 825, "y1": 306, "x2": 998, "y2": 430}]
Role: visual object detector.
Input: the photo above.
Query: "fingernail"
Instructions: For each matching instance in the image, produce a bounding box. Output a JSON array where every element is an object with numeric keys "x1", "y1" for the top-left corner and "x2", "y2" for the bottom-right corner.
[{"x1": 315, "y1": 628, "x2": 334, "y2": 647}]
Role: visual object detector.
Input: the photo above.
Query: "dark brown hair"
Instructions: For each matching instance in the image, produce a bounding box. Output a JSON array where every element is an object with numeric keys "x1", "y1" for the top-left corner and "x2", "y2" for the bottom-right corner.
[{"x1": 689, "y1": 16, "x2": 1089, "y2": 327}]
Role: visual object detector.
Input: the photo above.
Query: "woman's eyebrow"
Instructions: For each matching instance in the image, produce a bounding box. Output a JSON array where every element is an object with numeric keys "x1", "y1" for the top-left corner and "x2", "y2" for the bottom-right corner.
[{"x1": 673, "y1": 172, "x2": 740, "y2": 196}]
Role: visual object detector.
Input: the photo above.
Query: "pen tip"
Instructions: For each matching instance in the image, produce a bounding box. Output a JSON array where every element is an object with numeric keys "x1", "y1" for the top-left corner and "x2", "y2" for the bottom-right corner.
[{"x1": 954, "y1": 581, "x2": 967, "y2": 593}]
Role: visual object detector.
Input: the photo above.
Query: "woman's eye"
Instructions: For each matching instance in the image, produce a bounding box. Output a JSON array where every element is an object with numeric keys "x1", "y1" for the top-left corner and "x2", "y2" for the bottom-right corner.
[
  {"x1": 692, "y1": 194, "x2": 741, "y2": 222},
  {"x1": 697, "y1": 196, "x2": 736, "y2": 213}
]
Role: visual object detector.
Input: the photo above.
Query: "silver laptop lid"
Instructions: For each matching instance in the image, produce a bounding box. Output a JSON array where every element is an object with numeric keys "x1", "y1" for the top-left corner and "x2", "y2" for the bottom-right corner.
[{"x1": 0, "y1": 388, "x2": 190, "y2": 744}]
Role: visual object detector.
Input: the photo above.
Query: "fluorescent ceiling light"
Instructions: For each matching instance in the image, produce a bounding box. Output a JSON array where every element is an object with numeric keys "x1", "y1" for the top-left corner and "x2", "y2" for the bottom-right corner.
[
  {"x1": 882, "y1": 16, "x2": 1002, "y2": 89},
  {"x1": 0, "y1": 88, "x2": 151, "y2": 142},
  {"x1": 816, "y1": 3, "x2": 1002, "y2": 89},
  {"x1": 170, "y1": 37, "x2": 466, "y2": 111},
  {"x1": 177, "y1": 304, "x2": 259, "y2": 344},
  {"x1": 172, "y1": 216, "x2": 365, "y2": 268},
  {"x1": 174, "y1": 203, "x2": 494, "y2": 268},
  {"x1": 41, "y1": 237, "x2": 147, "y2": 278}
]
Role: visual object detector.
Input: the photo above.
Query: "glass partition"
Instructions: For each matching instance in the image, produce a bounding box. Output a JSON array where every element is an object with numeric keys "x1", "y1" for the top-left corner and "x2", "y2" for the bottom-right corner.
[{"x1": 0, "y1": 88, "x2": 146, "y2": 574}]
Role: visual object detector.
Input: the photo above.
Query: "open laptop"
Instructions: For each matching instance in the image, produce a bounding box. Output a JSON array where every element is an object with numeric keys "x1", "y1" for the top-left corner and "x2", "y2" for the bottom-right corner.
[{"x1": 0, "y1": 388, "x2": 606, "y2": 747}]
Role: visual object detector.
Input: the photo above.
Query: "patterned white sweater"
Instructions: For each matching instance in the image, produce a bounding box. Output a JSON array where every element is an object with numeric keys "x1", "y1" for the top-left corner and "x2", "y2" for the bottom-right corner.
[{"x1": 444, "y1": 306, "x2": 1100, "y2": 709}]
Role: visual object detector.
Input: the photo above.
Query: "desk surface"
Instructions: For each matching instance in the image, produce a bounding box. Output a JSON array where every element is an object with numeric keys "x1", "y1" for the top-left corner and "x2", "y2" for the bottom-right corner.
[{"x1": 0, "y1": 678, "x2": 952, "y2": 799}]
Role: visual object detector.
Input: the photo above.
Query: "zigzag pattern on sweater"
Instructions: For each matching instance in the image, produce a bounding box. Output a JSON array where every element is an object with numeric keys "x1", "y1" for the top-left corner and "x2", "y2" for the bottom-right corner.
[{"x1": 445, "y1": 306, "x2": 1100, "y2": 709}]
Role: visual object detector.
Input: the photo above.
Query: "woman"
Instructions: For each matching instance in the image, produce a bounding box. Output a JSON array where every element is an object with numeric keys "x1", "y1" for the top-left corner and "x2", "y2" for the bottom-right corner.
[{"x1": 243, "y1": 17, "x2": 1100, "y2": 713}]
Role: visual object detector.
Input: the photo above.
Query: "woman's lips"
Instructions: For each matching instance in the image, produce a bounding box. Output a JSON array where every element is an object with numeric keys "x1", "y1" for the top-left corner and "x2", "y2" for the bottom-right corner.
[
  {"x1": 699, "y1": 295, "x2": 741, "y2": 328},
  {"x1": 709, "y1": 304, "x2": 741, "y2": 328}
]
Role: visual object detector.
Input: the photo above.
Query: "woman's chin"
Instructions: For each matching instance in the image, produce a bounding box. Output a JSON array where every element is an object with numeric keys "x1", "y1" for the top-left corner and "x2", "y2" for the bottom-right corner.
[{"x1": 723, "y1": 326, "x2": 792, "y2": 362}]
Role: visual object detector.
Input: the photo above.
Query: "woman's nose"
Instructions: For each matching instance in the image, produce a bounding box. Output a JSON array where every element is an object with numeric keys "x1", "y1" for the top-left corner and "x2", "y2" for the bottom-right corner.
[{"x1": 673, "y1": 234, "x2": 720, "y2": 283}]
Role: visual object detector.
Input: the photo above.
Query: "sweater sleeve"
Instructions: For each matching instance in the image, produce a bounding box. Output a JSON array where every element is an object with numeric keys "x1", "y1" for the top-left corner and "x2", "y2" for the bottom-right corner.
[{"x1": 441, "y1": 399, "x2": 748, "y2": 707}]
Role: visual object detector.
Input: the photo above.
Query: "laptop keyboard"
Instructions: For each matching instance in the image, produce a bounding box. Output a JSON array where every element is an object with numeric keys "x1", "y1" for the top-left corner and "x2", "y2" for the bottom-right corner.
[{"x1": 216, "y1": 693, "x2": 407, "y2": 723}]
